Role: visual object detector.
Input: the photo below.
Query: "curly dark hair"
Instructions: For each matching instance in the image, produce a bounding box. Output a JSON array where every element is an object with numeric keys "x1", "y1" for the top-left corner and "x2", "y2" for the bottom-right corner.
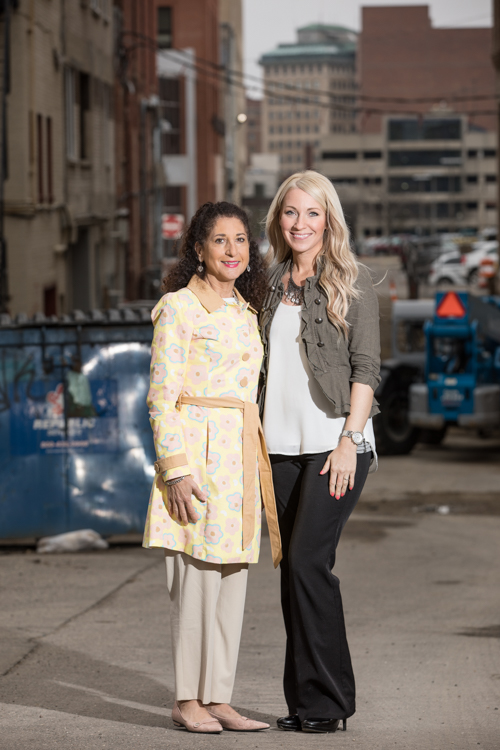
[{"x1": 162, "y1": 202, "x2": 267, "y2": 311}]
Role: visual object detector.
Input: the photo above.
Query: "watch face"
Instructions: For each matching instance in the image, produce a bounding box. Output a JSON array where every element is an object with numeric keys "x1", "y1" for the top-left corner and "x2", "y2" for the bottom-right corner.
[{"x1": 352, "y1": 432, "x2": 363, "y2": 445}]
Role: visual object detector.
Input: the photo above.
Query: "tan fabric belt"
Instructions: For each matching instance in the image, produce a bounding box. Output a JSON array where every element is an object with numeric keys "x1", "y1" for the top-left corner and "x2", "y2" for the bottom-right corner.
[{"x1": 178, "y1": 394, "x2": 282, "y2": 568}]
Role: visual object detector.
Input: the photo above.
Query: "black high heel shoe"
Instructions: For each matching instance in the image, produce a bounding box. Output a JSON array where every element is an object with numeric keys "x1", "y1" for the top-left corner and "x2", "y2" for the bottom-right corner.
[
  {"x1": 276, "y1": 714, "x2": 302, "y2": 731},
  {"x1": 302, "y1": 717, "x2": 347, "y2": 733}
]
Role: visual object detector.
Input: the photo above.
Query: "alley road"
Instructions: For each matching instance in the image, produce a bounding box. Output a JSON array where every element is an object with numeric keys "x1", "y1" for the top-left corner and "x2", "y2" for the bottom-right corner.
[{"x1": 1, "y1": 487, "x2": 499, "y2": 750}]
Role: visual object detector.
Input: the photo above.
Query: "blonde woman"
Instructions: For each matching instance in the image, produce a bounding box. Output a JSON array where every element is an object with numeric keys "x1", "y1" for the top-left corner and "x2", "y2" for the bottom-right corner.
[{"x1": 259, "y1": 171, "x2": 380, "y2": 734}]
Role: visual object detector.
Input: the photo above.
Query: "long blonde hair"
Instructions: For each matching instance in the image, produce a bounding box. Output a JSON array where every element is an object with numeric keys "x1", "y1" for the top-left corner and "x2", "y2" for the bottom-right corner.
[{"x1": 265, "y1": 170, "x2": 359, "y2": 336}]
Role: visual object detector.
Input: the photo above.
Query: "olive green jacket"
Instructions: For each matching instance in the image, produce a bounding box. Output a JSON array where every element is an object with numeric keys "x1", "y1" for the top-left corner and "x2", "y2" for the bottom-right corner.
[{"x1": 258, "y1": 259, "x2": 381, "y2": 418}]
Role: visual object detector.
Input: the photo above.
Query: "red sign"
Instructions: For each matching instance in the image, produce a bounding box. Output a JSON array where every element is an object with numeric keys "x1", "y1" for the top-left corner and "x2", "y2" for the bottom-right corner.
[
  {"x1": 436, "y1": 292, "x2": 466, "y2": 319},
  {"x1": 162, "y1": 213, "x2": 184, "y2": 240}
]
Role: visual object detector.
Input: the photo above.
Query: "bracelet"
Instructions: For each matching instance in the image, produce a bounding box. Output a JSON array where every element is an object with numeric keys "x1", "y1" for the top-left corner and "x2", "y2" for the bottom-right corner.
[{"x1": 165, "y1": 474, "x2": 189, "y2": 487}]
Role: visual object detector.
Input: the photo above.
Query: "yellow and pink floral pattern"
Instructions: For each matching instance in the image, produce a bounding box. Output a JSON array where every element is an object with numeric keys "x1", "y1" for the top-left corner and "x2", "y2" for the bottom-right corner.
[{"x1": 143, "y1": 276, "x2": 264, "y2": 564}]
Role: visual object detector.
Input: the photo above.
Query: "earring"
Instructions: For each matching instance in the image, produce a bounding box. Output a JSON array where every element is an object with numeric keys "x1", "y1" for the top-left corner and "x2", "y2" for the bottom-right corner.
[
  {"x1": 197, "y1": 260, "x2": 204, "y2": 273},
  {"x1": 246, "y1": 264, "x2": 251, "y2": 273}
]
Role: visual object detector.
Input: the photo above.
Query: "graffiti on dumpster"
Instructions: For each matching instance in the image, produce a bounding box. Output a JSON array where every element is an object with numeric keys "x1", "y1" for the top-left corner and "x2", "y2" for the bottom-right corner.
[{"x1": 10, "y1": 377, "x2": 119, "y2": 455}]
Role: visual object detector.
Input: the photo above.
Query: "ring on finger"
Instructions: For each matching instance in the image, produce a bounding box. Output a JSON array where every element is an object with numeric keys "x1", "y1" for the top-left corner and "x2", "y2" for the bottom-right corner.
[{"x1": 342, "y1": 477, "x2": 348, "y2": 483}]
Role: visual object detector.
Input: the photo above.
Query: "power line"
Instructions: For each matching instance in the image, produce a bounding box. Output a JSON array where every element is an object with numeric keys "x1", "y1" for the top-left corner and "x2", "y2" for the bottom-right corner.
[{"x1": 121, "y1": 31, "x2": 497, "y2": 117}]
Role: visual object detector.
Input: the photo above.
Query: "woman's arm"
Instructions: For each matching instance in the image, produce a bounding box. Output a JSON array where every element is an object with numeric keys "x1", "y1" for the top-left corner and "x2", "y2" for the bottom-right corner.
[
  {"x1": 148, "y1": 293, "x2": 207, "y2": 521},
  {"x1": 320, "y1": 382, "x2": 374, "y2": 499}
]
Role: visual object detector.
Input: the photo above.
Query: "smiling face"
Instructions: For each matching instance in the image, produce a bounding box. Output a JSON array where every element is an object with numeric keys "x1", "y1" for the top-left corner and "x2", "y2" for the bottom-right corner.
[
  {"x1": 196, "y1": 217, "x2": 250, "y2": 289},
  {"x1": 279, "y1": 187, "x2": 327, "y2": 261}
]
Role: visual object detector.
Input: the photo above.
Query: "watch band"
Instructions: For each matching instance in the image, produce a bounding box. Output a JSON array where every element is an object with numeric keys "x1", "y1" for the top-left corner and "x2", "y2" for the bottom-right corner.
[{"x1": 340, "y1": 430, "x2": 364, "y2": 446}]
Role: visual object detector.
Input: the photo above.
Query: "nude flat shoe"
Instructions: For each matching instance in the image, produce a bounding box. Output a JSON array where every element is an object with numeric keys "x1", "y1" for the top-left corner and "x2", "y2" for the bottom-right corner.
[
  {"x1": 172, "y1": 702, "x2": 223, "y2": 733},
  {"x1": 207, "y1": 708, "x2": 270, "y2": 732}
]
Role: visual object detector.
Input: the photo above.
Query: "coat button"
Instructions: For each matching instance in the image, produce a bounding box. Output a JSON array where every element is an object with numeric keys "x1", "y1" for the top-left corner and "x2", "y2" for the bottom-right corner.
[
  {"x1": 242, "y1": 352, "x2": 250, "y2": 361},
  {"x1": 317, "y1": 342, "x2": 325, "y2": 347},
  {"x1": 240, "y1": 377, "x2": 248, "y2": 387},
  {"x1": 271, "y1": 285, "x2": 276, "y2": 291},
  {"x1": 315, "y1": 298, "x2": 321, "y2": 305},
  {"x1": 315, "y1": 317, "x2": 323, "y2": 324}
]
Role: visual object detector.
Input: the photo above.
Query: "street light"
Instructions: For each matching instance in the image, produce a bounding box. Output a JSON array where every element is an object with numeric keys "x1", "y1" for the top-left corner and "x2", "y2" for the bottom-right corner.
[{"x1": 236, "y1": 113, "x2": 247, "y2": 124}]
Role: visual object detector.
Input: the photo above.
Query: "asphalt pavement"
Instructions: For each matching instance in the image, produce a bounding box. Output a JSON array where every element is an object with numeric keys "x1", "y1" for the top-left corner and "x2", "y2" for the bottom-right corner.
[{"x1": 1, "y1": 428, "x2": 499, "y2": 750}]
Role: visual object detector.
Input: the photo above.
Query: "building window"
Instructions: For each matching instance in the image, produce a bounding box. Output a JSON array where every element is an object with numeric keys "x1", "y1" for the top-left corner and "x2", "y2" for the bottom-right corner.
[
  {"x1": 388, "y1": 118, "x2": 461, "y2": 141},
  {"x1": 486, "y1": 202, "x2": 497, "y2": 209},
  {"x1": 270, "y1": 126, "x2": 274, "y2": 134},
  {"x1": 388, "y1": 150, "x2": 461, "y2": 167},
  {"x1": 484, "y1": 149, "x2": 496, "y2": 158},
  {"x1": 322, "y1": 151, "x2": 357, "y2": 160},
  {"x1": 466, "y1": 201, "x2": 478, "y2": 210},
  {"x1": 65, "y1": 68, "x2": 76, "y2": 159},
  {"x1": 157, "y1": 7, "x2": 172, "y2": 49},
  {"x1": 78, "y1": 72, "x2": 90, "y2": 160},
  {"x1": 485, "y1": 174, "x2": 497, "y2": 183},
  {"x1": 44, "y1": 286, "x2": 57, "y2": 317},
  {"x1": 46, "y1": 117, "x2": 53, "y2": 203},
  {"x1": 467, "y1": 149, "x2": 478, "y2": 158},
  {"x1": 363, "y1": 151, "x2": 382, "y2": 160},
  {"x1": 466, "y1": 175, "x2": 478, "y2": 184},
  {"x1": 37, "y1": 114, "x2": 44, "y2": 203}
]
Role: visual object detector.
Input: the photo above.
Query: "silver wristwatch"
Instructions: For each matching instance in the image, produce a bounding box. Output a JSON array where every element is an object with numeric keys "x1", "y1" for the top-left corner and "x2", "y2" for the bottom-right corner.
[{"x1": 340, "y1": 430, "x2": 364, "y2": 446}]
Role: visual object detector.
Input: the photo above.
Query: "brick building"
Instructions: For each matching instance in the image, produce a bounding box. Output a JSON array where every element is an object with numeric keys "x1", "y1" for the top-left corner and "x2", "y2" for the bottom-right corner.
[{"x1": 359, "y1": 5, "x2": 496, "y2": 134}]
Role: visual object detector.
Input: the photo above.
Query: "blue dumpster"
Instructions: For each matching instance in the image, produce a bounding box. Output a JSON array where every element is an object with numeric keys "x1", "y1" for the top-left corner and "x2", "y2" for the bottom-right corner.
[{"x1": 0, "y1": 308, "x2": 154, "y2": 539}]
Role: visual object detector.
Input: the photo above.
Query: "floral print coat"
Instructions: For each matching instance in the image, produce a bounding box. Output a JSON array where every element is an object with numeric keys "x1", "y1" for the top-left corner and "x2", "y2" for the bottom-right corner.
[{"x1": 143, "y1": 275, "x2": 264, "y2": 564}]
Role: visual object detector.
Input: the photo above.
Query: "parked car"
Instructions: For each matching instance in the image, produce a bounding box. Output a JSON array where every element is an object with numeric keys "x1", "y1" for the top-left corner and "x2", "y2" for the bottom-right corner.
[
  {"x1": 428, "y1": 249, "x2": 465, "y2": 287},
  {"x1": 462, "y1": 241, "x2": 499, "y2": 286}
]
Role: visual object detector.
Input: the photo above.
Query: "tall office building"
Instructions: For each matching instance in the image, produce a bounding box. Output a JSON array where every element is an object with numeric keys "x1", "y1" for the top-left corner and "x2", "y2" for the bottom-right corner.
[{"x1": 259, "y1": 24, "x2": 357, "y2": 180}]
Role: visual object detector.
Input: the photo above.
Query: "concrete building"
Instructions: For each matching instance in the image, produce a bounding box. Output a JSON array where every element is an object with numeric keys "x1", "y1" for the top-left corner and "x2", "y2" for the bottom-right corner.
[
  {"x1": 259, "y1": 24, "x2": 357, "y2": 180},
  {"x1": 315, "y1": 114, "x2": 496, "y2": 239},
  {"x1": 243, "y1": 153, "x2": 280, "y2": 199},
  {"x1": 2, "y1": 0, "x2": 117, "y2": 316},
  {"x1": 359, "y1": 5, "x2": 496, "y2": 134}
]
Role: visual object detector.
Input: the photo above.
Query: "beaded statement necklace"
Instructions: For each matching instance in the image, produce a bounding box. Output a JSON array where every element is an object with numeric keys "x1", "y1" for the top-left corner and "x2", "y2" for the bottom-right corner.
[{"x1": 282, "y1": 262, "x2": 305, "y2": 306}]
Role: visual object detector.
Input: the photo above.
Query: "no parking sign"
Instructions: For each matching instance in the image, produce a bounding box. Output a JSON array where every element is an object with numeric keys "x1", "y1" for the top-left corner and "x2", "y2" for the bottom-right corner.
[{"x1": 161, "y1": 213, "x2": 184, "y2": 240}]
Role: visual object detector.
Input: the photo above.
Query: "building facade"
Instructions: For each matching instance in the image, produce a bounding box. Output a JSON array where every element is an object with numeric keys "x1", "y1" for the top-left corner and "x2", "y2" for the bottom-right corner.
[
  {"x1": 359, "y1": 5, "x2": 496, "y2": 134},
  {"x1": 315, "y1": 115, "x2": 496, "y2": 238},
  {"x1": 2, "y1": 0, "x2": 117, "y2": 316},
  {"x1": 259, "y1": 24, "x2": 357, "y2": 180}
]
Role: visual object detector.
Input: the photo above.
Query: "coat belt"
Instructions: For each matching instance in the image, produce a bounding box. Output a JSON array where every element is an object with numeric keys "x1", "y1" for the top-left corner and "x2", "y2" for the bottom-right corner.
[{"x1": 178, "y1": 394, "x2": 282, "y2": 568}]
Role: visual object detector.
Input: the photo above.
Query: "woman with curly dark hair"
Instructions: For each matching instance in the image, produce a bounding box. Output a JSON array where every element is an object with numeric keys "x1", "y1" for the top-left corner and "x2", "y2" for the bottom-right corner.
[{"x1": 143, "y1": 201, "x2": 281, "y2": 734}]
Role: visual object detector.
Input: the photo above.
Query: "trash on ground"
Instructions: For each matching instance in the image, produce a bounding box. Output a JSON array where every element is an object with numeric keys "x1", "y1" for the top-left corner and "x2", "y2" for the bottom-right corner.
[
  {"x1": 37, "y1": 529, "x2": 109, "y2": 554},
  {"x1": 412, "y1": 504, "x2": 452, "y2": 515}
]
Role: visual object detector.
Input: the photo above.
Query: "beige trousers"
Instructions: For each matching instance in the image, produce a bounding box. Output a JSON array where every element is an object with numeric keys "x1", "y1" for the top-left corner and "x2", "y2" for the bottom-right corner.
[{"x1": 164, "y1": 550, "x2": 249, "y2": 704}]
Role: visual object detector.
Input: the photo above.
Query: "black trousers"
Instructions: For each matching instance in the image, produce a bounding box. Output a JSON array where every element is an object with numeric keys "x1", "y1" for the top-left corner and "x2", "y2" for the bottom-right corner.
[{"x1": 270, "y1": 450, "x2": 371, "y2": 721}]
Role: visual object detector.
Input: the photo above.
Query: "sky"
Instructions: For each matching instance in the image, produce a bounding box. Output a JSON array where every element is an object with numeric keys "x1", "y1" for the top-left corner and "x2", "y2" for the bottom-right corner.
[{"x1": 243, "y1": 0, "x2": 493, "y2": 98}]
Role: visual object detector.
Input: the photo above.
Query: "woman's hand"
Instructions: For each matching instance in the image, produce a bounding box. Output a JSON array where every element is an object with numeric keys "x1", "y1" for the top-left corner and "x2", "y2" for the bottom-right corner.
[
  {"x1": 165, "y1": 476, "x2": 207, "y2": 523},
  {"x1": 320, "y1": 440, "x2": 357, "y2": 499}
]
